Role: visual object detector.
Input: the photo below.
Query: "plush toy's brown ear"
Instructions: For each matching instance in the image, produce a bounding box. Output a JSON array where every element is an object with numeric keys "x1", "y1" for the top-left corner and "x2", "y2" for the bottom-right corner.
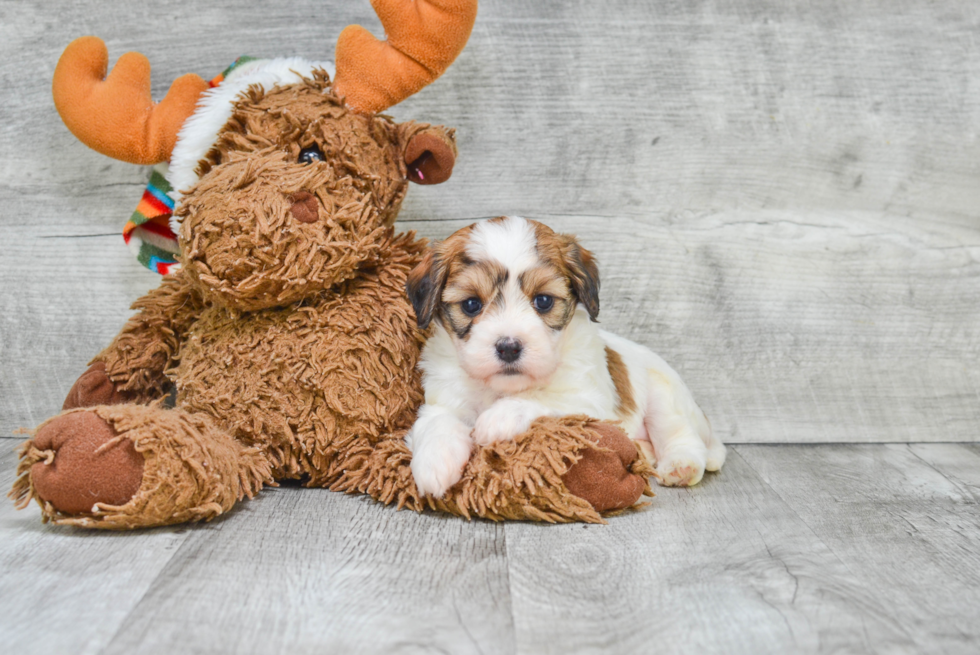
[
  {"x1": 560, "y1": 236, "x2": 601, "y2": 321},
  {"x1": 406, "y1": 249, "x2": 446, "y2": 329},
  {"x1": 405, "y1": 127, "x2": 457, "y2": 185}
]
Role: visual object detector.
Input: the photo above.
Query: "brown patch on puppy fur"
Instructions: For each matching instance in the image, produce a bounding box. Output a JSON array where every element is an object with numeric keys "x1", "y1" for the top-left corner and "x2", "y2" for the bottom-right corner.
[
  {"x1": 406, "y1": 224, "x2": 474, "y2": 330},
  {"x1": 405, "y1": 249, "x2": 441, "y2": 330},
  {"x1": 518, "y1": 265, "x2": 575, "y2": 330},
  {"x1": 442, "y1": 259, "x2": 508, "y2": 305},
  {"x1": 605, "y1": 347, "x2": 638, "y2": 416},
  {"x1": 530, "y1": 221, "x2": 601, "y2": 321},
  {"x1": 439, "y1": 259, "x2": 509, "y2": 339},
  {"x1": 406, "y1": 223, "x2": 499, "y2": 337}
]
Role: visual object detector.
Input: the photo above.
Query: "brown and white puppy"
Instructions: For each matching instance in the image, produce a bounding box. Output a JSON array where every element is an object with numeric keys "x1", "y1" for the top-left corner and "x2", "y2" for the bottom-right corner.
[{"x1": 405, "y1": 216, "x2": 726, "y2": 497}]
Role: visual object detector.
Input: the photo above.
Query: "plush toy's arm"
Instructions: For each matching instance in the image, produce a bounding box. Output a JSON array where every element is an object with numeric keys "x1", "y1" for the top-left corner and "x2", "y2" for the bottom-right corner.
[{"x1": 65, "y1": 269, "x2": 206, "y2": 408}]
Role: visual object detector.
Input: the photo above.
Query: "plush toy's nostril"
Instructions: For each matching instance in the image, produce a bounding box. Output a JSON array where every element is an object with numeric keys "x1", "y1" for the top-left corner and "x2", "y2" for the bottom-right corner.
[{"x1": 289, "y1": 191, "x2": 319, "y2": 223}]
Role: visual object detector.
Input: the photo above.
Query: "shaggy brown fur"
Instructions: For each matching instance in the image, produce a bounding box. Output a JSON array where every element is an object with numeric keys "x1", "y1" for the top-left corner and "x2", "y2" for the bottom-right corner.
[
  {"x1": 11, "y1": 404, "x2": 271, "y2": 529},
  {"x1": 177, "y1": 231, "x2": 427, "y2": 483},
  {"x1": 95, "y1": 273, "x2": 206, "y2": 403},
  {"x1": 11, "y1": 73, "x2": 649, "y2": 529}
]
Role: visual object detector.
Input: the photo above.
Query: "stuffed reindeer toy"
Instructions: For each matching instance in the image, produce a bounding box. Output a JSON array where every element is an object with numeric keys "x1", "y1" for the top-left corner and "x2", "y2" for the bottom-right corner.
[{"x1": 11, "y1": 0, "x2": 651, "y2": 529}]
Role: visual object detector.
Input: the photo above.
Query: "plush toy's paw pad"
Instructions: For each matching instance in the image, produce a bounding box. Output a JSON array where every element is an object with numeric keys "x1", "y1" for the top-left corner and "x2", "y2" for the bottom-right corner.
[
  {"x1": 653, "y1": 447, "x2": 707, "y2": 487},
  {"x1": 62, "y1": 362, "x2": 131, "y2": 410},
  {"x1": 30, "y1": 411, "x2": 144, "y2": 514},
  {"x1": 562, "y1": 423, "x2": 647, "y2": 513}
]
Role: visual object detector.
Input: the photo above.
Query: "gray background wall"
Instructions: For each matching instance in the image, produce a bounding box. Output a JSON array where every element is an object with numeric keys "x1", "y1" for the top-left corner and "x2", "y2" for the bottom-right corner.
[{"x1": 1, "y1": 0, "x2": 977, "y2": 442}]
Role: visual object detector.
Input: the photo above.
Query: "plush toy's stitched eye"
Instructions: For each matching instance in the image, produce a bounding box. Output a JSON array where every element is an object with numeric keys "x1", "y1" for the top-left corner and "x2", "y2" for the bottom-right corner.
[
  {"x1": 298, "y1": 145, "x2": 324, "y2": 164},
  {"x1": 533, "y1": 295, "x2": 554, "y2": 313},
  {"x1": 461, "y1": 298, "x2": 483, "y2": 317}
]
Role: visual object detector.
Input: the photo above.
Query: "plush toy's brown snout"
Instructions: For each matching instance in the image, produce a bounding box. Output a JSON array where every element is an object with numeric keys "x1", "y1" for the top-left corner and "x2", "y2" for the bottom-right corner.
[{"x1": 288, "y1": 191, "x2": 320, "y2": 223}]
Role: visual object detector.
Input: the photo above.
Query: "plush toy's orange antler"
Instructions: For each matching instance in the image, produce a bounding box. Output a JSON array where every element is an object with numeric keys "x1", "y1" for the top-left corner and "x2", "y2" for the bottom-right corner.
[
  {"x1": 52, "y1": 36, "x2": 209, "y2": 164},
  {"x1": 333, "y1": 0, "x2": 478, "y2": 114}
]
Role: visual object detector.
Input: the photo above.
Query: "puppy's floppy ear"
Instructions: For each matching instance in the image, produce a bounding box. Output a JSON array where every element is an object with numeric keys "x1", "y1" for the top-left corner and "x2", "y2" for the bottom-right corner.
[
  {"x1": 406, "y1": 249, "x2": 445, "y2": 330},
  {"x1": 560, "y1": 235, "x2": 601, "y2": 322}
]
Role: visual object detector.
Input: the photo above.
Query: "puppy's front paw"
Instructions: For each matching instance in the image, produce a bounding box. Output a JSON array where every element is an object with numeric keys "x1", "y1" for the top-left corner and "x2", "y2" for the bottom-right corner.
[
  {"x1": 472, "y1": 398, "x2": 545, "y2": 446},
  {"x1": 409, "y1": 422, "x2": 472, "y2": 498}
]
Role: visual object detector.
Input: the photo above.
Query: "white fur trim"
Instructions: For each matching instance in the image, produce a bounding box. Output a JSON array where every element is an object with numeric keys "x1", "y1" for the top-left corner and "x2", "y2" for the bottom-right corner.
[{"x1": 166, "y1": 57, "x2": 336, "y2": 231}]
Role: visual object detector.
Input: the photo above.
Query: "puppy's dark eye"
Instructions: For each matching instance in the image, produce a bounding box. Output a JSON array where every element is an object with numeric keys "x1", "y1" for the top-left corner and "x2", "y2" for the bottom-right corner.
[
  {"x1": 461, "y1": 297, "x2": 483, "y2": 317},
  {"x1": 533, "y1": 294, "x2": 554, "y2": 313},
  {"x1": 299, "y1": 145, "x2": 324, "y2": 164}
]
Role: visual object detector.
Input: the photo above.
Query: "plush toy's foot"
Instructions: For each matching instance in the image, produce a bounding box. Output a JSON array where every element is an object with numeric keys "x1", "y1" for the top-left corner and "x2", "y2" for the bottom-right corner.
[
  {"x1": 62, "y1": 361, "x2": 133, "y2": 410},
  {"x1": 10, "y1": 405, "x2": 273, "y2": 529},
  {"x1": 561, "y1": 423, "x2": 651, "y2": 512},
  {"x1": 27, "y1": 411, "x2": 145, "y2": 514}
]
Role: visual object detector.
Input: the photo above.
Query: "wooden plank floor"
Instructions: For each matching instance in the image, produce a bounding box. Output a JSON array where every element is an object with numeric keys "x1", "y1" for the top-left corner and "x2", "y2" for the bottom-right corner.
[
  {"x1": 3, "y1": 1, "x2": 979, "y2": 654},
  {"x1": 4, "y1": 438, "x2": 979, "y2": 655}
]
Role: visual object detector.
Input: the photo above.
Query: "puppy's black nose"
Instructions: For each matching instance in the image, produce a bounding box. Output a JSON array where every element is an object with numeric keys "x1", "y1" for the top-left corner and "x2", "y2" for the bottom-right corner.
[{"x1": 495, "y1": 338, "x2": 523, "y2": 363}]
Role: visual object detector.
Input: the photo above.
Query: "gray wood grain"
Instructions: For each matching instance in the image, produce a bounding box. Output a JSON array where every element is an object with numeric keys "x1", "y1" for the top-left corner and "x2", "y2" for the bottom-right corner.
[
  {"x1": 100, "y1": 488, "x2": 514, "y2": 655},
  {"x1": 0, "y1": 441, "x2": 193, "y2": 655},
  {"x1": 6, "y1": 441, "x2": 980, "y2": 653},
  {"x1": 2, "y1": 0, "x2": 979, "y2": 442},
  {"x1": 504, "y1": 451, "x2": 911, "y2": 655},
  {"x1": 918, "y1": 443, "x2": 980, "y2": 501},
  {"x1": 738, "y1": 443, "x2": 980, "y2": 654}
]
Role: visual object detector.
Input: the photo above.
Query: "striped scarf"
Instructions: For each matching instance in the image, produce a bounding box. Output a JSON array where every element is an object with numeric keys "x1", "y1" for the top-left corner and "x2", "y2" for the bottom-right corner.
[{"x1": 124, "y1": 56, "x2": 257, "y2": 274}]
